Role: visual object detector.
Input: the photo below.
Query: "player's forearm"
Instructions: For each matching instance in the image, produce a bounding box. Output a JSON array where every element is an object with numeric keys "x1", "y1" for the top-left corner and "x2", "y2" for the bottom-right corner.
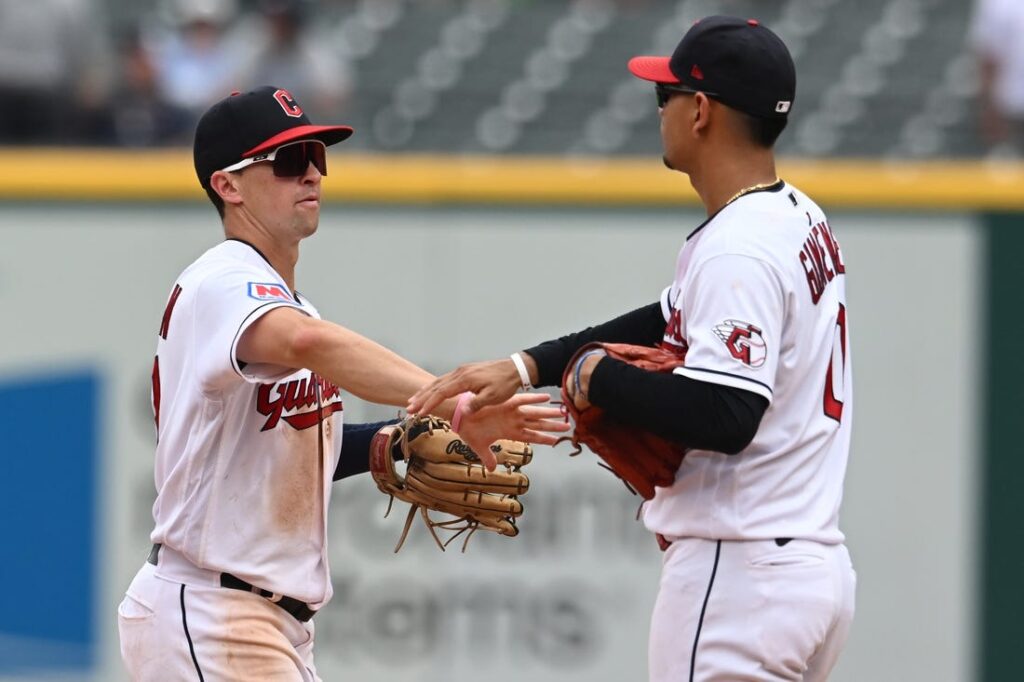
[
  {"x1": 588, "y1": 358, "x2": 768, "y2": 454},
  {"x1": 242, "y1": 310, "x2": 459, "y2": 416},
  {"x1": 291, "y1": 321, "x2": 443, "y2": 409},
  {"x1": 522, "y1": 301, "x2": 666, "y2": 387}
]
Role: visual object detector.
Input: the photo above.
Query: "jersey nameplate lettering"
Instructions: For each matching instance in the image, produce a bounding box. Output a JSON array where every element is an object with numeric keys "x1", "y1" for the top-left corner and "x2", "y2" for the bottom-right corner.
[{"x1": 798, "y1": 220, "x2": 846, "y2": 305}]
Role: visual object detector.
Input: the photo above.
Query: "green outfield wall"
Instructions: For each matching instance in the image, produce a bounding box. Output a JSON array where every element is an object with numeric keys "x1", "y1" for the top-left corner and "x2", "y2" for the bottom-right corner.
[{"x1": 981, "y1": 213, "x2": 1024, "y2": 682}]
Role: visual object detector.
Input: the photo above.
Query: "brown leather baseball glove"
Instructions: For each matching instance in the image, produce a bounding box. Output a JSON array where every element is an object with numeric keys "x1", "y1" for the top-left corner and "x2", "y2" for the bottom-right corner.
[
  {"x1": 560, "y1": 342, "x2": 688, "y2": 500},
  {"x1": 370, "y1": 415, "x2": 532, "y2": 552}
]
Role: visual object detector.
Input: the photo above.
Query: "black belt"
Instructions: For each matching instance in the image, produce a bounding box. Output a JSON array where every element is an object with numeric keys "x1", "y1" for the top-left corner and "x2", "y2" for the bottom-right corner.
[{"x1": 148, "y1": 544, "x2": 316, "y2": 623}]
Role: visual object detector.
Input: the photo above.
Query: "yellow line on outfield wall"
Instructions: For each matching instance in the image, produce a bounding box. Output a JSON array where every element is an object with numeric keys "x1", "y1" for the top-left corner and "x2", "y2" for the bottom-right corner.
[{"x1": 3, "y1": 148, "x2": 1024, "y2": 210}]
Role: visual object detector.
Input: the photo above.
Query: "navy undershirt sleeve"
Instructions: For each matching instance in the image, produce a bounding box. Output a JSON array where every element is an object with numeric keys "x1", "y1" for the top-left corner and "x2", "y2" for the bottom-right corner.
[
  {"x1": 522, "y1": 302, "x2": 665, "y2": 387},
  {"x1": 333, "y1": 419, "x2": 403, "y2": 481},
  {"x1": 588, "y1": 358, "x2": 769, "y2": 455}
]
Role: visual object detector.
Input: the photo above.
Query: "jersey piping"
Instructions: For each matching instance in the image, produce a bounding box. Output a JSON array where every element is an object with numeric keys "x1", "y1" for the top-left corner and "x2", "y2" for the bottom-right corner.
[
  {"x1": 685, "y1": 179, "x2": 786, "y2": 241},
  {"x1": 180, "y1": 585, "x2": 206, "y2": 681},
  {"x1": 228, "y1": 300, "x2": 306, "y2": 381},
  {"x1": 689, "y1": 540, "x2": 722, "y2": 682},
  {"x1": 675, "y1": 366, "x2": 773, "y2": 396}
]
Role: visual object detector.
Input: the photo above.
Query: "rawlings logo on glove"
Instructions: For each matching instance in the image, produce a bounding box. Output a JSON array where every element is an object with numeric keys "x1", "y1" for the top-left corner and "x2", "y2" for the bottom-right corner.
[{"x1": 370, "y1": 415, "x2": 532, "y2": 552}]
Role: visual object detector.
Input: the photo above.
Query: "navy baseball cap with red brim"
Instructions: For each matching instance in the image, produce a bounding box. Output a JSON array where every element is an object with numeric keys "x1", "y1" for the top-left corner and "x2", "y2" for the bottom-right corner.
[
  {"x1": 627, "y1": 56, "x2": 679, "y2": 84},
  {"x1": 194, "y1": 86, "x2": 353, "y2": 187},
  {"x1": 628, "y1": 15, "x2": 796, "y2": 119}
]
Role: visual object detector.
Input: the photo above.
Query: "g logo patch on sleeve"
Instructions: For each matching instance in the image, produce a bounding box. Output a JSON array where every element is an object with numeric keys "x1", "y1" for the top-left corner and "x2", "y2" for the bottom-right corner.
[
  {"x1": 713, "y1": 319, "x2": 767, "y2": 368},
  {"x1": 247, "y1": 282, "x2": 292, "y2": 302}
]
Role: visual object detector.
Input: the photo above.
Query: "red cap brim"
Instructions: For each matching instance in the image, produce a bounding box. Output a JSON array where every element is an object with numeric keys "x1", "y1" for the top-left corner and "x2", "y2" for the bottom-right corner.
[
  {"x1": 245, "y1": 124, "x2": 354, "y2": 157},
  {"x1": 627, "y1": 56, "x2": 679, "y2": 83}
]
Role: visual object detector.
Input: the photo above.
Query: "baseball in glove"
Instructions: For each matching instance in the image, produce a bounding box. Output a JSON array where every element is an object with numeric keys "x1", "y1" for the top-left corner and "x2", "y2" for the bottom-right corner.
[
  {"x1": 560, "y1": 342, "x2": 688, "y2": 500},
  {"x1": 370, "y1": 415, "x2": 532, "y2": 552}
]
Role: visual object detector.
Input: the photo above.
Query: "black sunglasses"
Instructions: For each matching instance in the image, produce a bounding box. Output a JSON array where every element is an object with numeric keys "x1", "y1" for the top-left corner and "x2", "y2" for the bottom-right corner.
[
  {"x1": 221, "y1": 140, "x2": 328, "y2": 178},
  {"x1": 655, "y1": 83, "x2": 720, "y2": 108}
]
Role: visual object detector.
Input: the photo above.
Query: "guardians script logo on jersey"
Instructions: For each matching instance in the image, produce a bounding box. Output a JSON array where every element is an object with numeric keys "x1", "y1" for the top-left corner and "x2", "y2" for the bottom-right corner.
[
  {"x1": 257, "y1": 374, "x2": 343, "y2": 431},
  {"x1": 714, "y1": 319, "x2": 767, "y2": 367}
]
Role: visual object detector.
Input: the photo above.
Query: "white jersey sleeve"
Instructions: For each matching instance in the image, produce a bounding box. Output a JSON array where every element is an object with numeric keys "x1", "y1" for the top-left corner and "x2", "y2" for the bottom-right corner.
[
  {"x1": 190, "y1": 267, "x2": 306, "y2": 391},
  {"x1": 673, "y1": 254, "x2": 783, "y2": 403},
  {"x1": 660, "y1": 285, "x2": 675, "y2": 319}
]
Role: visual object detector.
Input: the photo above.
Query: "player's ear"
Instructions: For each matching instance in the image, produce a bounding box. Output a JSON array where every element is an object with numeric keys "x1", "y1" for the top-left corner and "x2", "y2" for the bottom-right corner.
[
  {"x1": 692, "y1": 92, "x2": 712, "y2": 136},
  {"x1": 209, "y1": 170, "x2": 244, "y2": 207}
]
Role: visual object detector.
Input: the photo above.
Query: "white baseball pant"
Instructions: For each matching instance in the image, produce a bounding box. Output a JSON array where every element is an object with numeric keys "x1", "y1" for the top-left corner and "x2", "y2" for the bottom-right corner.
[
  {"x1": 117, "y1": 547, "x2": 320, "y2": 681},
  {"x1": 649, "y1": 537, "x2": 855, "y2": 681}
]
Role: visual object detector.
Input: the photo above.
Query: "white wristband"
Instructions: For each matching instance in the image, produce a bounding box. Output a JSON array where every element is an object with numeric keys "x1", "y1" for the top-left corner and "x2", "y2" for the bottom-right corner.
[{"x1": 510, "y1": 352, "x2": 533, "y2": 390}]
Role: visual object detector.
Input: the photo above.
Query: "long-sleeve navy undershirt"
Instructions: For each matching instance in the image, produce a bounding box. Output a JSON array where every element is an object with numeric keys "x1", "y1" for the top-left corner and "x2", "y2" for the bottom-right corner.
[
  {"x1": 333, "y1": 419, "x2": 402, "y2": 480},
  {"x1": 523, "y1": 302, "x2": 667, "y2": 387},
  {"x1": 522, "y1": 302, "x2": 768, "y2": 454}
]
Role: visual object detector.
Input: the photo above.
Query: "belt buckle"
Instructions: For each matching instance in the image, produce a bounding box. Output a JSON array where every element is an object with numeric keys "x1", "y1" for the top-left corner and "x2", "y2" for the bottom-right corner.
[{"x1": 249, "y1": 584, "x2": 283, "y2": 603}]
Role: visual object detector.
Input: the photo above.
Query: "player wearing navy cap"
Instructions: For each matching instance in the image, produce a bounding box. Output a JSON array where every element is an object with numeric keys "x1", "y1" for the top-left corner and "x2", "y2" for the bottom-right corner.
[
  {"x1": 117, "y1": 86, "x2": 568, "y2": 681},
  {"x1": 410, "y1": 17, "x2": 856, "y2": 681}
]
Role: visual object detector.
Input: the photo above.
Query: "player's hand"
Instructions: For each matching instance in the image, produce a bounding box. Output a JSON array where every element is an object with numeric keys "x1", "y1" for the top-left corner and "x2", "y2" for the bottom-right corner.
[
  {"x1": 456, "y1": 393, "x2": 570, "y2": 470},
  {"x1": 408, "y1": 358, "x2": 522, "y2": 417}
]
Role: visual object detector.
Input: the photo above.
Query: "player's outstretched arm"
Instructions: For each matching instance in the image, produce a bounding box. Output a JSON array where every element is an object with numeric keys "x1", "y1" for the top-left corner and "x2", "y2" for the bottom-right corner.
[
  {"x1": 239, "y1": 307, "x2": 439, "y2": 408},
  {"x1": 238, "y1": 307, "x2": 567, "y2": 470},
  {"x1": 407, "y1": 354, "x2": 538, "y2": 417},
  {"x1": 408, "y1": 301, "x2": 668, "y2": 416}
]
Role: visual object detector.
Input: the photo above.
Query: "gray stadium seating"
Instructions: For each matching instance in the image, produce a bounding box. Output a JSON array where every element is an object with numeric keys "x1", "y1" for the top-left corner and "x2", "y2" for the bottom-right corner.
[{"x1": 113, "y1": 0, "x2": 986, "y2": 157}]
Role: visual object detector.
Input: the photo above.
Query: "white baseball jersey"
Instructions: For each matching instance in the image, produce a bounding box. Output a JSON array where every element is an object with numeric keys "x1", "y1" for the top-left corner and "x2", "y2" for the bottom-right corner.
[
  {"x1": 149, "y1": 239, "x2": 343, "y2": 607},
  {"x1": 644, "y1": 181, "x2": 851, "y2": 544}
]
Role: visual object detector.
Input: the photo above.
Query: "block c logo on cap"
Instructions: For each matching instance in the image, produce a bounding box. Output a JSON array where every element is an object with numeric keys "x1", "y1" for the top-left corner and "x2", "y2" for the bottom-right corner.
[
  {"x1": 274, "y1": 89, "x2": 303, "y2": 118},
  {"x1": 775, "y1": 100, "x2": 791, "y2": 113}
]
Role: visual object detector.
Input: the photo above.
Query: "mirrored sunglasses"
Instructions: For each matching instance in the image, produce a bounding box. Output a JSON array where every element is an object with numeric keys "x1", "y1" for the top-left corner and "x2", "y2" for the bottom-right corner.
[{"x1": 221, "y1": 140, "x2": 328, "y2": 177}]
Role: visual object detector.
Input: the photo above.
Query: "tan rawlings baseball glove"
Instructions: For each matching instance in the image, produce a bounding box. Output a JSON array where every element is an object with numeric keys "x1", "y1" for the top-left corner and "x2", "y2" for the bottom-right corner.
[
  {"x1": 370, "y1": 415, "x2": 532, "y2": 552},
  {"x1": 560, "y1": 342, "x2": 688, "y2": 500}
]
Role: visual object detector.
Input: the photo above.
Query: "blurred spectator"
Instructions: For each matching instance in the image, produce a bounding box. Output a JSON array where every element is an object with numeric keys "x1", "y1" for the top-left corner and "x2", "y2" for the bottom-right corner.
[
  {"x1": 0, "y1": 0, "x2": 113, "y2": 144},
  {"x1": 231, "y1": 0, "x2": 353, "y2": 121},
  {"x1": 100, "y1": 29, "x2": 193, "y2": 147},
  {"x1": 970, "y1": 0, "x2": 1024, "y2": 156},
  {"x1": 147, "y1": 0, "x2": 240, "y2": 116}
]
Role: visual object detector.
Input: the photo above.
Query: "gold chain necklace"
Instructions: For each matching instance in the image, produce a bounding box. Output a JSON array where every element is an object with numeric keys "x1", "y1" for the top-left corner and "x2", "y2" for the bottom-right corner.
[{"x1": 725, "y1": 179, "x2": 780, "y2": 206}]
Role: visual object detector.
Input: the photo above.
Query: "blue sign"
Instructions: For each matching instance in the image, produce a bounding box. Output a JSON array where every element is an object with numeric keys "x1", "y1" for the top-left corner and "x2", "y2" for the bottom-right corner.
[{"x1": 0, "y1": 369, "x2": 100, "y2": 674}]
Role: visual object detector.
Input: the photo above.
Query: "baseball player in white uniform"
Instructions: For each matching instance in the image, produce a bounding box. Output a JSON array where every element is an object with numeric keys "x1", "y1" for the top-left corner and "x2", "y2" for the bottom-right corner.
[
  {"x1": 117, "y1": 86, "x2": 568, "y2": 681},
  {"x1": 409, "y1": 16, "x2": 856, "y2": 681}
]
